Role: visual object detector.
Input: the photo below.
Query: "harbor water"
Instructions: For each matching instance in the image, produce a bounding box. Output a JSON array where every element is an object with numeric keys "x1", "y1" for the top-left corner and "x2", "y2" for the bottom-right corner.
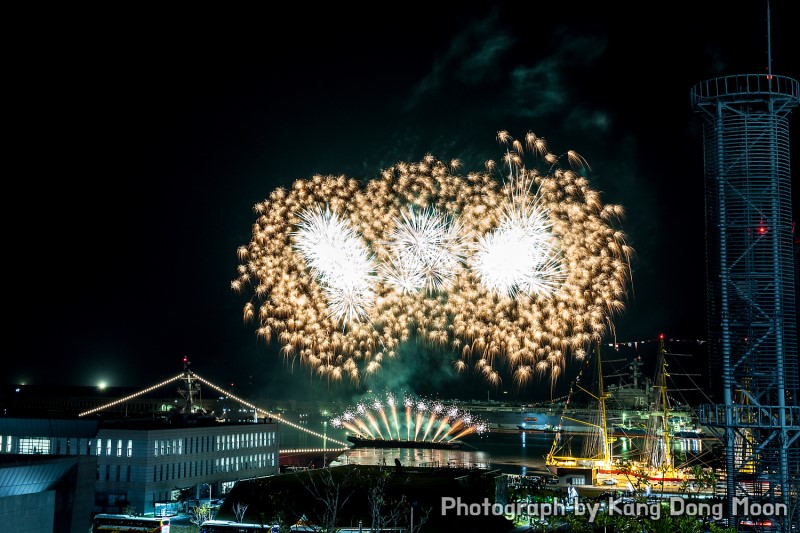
[{"x1": 280, "y1": 417, "x2": 716, "y2": 475}]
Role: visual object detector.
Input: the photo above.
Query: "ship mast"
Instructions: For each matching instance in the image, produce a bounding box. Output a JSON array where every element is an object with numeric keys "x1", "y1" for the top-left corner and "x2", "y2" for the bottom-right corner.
[
  {"x1": 177, "y1": 356, "x2": 202, "y2": 414},
  {"x1": 650, "y1": 335, "x2": 673, "y2": 472},
  {"x1": 596, "y1": 340, "x2": 611, "y2": 466},
  {"x1": 546, "y1": 340, "x2": 611, "y2": 468},
  {"x1": 659, "y1": 338, "x2": 672, "y2": 470}
]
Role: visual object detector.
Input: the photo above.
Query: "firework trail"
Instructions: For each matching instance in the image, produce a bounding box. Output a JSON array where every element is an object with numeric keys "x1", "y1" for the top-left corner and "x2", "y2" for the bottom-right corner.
[
  {"x1": 232, "y1": 131, "x2": 632, "y2": 387},
  {"x1": 329, "y1": 391, "x2": 488, "y2": 443}
]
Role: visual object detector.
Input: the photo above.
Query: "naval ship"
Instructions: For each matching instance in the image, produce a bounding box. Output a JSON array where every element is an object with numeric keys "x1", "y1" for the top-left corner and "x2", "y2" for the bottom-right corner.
[{"x1": 453, "y1": 355, "x2": 706, "y2": 438}]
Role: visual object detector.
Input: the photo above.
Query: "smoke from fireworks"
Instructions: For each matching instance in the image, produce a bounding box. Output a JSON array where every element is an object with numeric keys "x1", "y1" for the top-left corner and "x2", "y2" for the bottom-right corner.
[{"x1": 232, "y1": 131, "x2": 632, "y2": 387}]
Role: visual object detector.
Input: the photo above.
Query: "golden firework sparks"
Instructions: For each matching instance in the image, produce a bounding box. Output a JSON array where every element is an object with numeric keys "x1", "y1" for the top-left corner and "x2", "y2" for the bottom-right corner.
[{"x1": 234, "y1": 131, "x2": 632, "y2": 387}]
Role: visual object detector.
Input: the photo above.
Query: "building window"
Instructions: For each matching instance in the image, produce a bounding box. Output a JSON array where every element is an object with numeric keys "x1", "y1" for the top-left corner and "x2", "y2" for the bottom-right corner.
[
  {"x1": 117, "y1": 440, "x2": 123, "y2": 457},
  {"x1": 105, "y1": 465, "x2": 110, "y2": 481},
  {"x1": 178, "y1": 438, "x2": 182, "y2": 455},
  {"x1": 66, "y1": 439, "x2": 71, "y2": 455},
  {"x1": 116, "y1": 464, "x2": 121, "y2": 481},
  {"x1": 18, "y1": 437, "x2": 50, "y2": 455},
  {"x1": 127, "y1": 440, "x2": 133, "y2": 457},
  {"x1": 106, "y1": 439, "x2": 112, "y2": 456},
  {"x1": 126, "y1": 465, "x2": 131, "y2": 482},
  {"x1": 96, "y1": 439, "x2": 102, "y2": 455},
  {"x1": 96, "y1": 492, "x2": 127, "y2": 506}
]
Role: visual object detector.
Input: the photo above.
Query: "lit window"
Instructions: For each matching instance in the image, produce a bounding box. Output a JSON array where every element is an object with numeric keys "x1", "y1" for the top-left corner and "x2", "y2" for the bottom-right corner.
[
  {"x1": 96, "y1": 439, "x2": 102, "y2": 456},
  {"x1": 106, "y1": 439, "x2": 112, "y2": 456},
  {"x1": 127, "y1": 440, "x2": 133, "y2": 457},
  {"x1": 19, "y1": 437, "x2": 50, "y2": 454},
  {"x1": 117, "y1": 440, "x2": 122, "y2": 457}
]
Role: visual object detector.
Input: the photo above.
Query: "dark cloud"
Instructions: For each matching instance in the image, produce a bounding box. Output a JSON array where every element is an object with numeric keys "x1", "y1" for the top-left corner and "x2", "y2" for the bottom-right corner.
[{"x1": 406, "y1": 7, "x2": 513, "y2": 110}]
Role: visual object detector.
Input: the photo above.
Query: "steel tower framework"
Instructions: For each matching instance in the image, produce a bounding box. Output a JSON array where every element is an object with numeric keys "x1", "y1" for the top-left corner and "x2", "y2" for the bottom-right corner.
[{"x1": 691, "y1": 72, "x2": 799, "y2": 531}]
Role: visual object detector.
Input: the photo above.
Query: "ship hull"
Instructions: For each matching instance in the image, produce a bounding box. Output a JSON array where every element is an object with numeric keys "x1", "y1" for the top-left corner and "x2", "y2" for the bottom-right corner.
[{"x1": 347, "y1": 435, "x2": 463, "y2": 450}]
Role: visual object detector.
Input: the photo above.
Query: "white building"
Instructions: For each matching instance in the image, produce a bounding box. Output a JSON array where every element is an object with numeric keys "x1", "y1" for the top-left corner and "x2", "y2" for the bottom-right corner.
[
  {"x1": 0, "y1": 415, "x2": 279, "y2": 517},
  {"x1": 94, "y1": 416, "x2": 279, "y2": 515}
]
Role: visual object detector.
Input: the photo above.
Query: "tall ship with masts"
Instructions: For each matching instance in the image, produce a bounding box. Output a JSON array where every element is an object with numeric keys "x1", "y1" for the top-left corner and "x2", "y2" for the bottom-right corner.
[{"x1": 544, "y1": 336, "x2": 700, "y2": 482}]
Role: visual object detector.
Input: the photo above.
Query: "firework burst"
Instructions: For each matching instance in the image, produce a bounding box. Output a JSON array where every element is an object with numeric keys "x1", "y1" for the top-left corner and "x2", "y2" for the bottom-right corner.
[
  {"x1": 233, "y1": 131, "x2": 632, "y2": 387},
  {"x1": 329, "y1": 391, "x2": 488, "y2": 443},
  {"x1": 382, "y1": 206, "x2": 468, "y2": 294},
  {"x1": 292, "y1": 205, "x2": 378, "y2": 324}
]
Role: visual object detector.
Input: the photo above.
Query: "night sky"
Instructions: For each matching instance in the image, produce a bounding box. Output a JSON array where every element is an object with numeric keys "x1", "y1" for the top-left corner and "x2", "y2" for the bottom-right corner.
[{"x1": 6, "y1": 2, "x2": 798, "y2": 403}]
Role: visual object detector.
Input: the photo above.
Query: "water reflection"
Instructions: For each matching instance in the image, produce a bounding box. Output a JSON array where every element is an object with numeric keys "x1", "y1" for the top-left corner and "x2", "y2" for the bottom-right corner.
[
  {"x1": 279, "y1": 415, "x2": 714, "y2": 476},
  {"x1": 334, "y1": 446, "x2": 490, "y2": 469}
]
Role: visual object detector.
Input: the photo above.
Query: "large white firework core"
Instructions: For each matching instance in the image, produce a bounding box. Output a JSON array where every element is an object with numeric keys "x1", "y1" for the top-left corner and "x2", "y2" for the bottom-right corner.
[
  {"x1": 472, "y1": 197, "x2": 564, "y2": 298},
  {"x1": 292, "y1": 206, "x2": 377, "y2": 324}
]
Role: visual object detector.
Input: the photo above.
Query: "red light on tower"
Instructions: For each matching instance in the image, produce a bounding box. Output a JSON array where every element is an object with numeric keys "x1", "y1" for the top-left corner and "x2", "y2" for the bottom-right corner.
[{"x1": 659, "y1": 333, "x2": 665, "y2": 340}]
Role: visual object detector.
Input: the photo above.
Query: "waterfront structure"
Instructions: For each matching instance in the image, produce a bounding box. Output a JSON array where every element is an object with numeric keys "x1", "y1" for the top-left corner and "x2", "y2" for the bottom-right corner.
[
  {"x1": 0, "y1": 362, "x2": 282, "y2": 518},
  {"x1": 691, "y1": 7, "x2": 800, "y2": 531}
]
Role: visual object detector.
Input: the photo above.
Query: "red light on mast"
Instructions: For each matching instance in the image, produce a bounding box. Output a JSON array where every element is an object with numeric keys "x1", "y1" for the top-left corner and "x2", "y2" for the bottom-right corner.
[{"x1": 659, "y1": 333, "x2": 664, "y2": 340}]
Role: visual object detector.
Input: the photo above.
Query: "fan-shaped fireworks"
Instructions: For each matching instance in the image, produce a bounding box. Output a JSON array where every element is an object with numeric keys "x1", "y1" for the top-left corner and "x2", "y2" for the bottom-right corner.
[
  {"x1": 233, "y1": 131, "x2": 632, "y2": 386},
  {"x1": 330, "y1": 391, "x2": 488, "y2": 443}
]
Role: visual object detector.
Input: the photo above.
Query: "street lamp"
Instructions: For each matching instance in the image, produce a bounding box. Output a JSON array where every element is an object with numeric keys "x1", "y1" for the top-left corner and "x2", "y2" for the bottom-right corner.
[
  {"x1": 199, "y1": 482, "x2": 212, "y2": 507},
  {"x1": 323, "y1": 421, "x2": 328, "y2": 467},
  {"x1": 409, "y1": 500, "x2": 421, "y2": 533}
]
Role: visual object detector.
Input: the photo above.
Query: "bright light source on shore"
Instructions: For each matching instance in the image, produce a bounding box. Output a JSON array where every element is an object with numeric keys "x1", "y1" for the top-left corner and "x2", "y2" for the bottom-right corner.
[{"x1": 98, "y1": 382, "x2": 107, "y2": 390}]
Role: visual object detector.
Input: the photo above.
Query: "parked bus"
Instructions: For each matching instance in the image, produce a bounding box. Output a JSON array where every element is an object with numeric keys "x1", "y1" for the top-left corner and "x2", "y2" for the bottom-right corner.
[
  {"x1": 92, "y1": 514, "x2": 170, "y2": 533},
  {"x1": 199, "y1": 521, "x2": 403, "y2": 532},
  {"x1": 199, "y1": 521, "x2": 274, "y2": 532}
]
